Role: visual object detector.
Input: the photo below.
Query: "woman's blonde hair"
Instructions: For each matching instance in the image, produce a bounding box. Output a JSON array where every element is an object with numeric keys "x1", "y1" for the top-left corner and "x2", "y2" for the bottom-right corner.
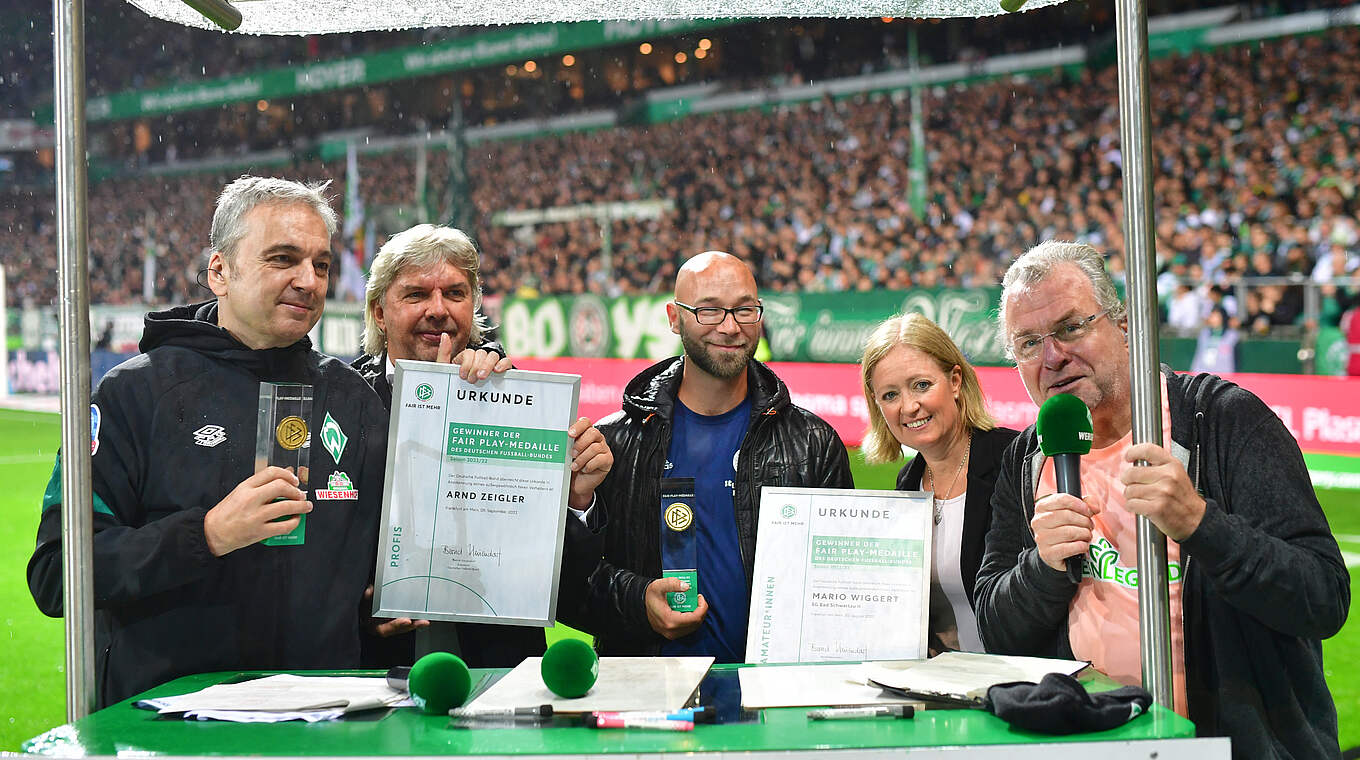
[{"x1": 860, "y1": 313, "x2": 995, "y2": 464}]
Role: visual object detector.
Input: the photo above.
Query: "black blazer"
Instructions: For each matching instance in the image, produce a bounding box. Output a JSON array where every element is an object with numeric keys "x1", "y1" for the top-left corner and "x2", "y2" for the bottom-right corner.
[{"x1": 896, "y1": 425, "x2": 1019, "y2": 609}]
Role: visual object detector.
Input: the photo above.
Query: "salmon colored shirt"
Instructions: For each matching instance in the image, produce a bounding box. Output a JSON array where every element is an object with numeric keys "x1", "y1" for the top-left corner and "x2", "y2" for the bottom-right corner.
[{"x1": 1036, "y1": 376, "x2": 1189, "y2": 718}]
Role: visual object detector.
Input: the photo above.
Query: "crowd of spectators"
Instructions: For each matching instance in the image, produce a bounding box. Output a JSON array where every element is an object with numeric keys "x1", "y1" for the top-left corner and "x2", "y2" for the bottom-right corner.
[
  {"x1": 465, "y1": 26, "x2": 1360, "y2": 339},
  {"x1": 9, "y1": 0, "x2": 1352, "y2": 159},
  {"x1": 3, "y1": 22, "x2": 1360, "y2": 343}
]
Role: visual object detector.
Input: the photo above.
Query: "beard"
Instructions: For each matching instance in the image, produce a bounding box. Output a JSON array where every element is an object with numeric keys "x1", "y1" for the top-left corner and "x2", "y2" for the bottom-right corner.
[{"x1": 680, "y1": 328, "x2": 756, "y2": 380}]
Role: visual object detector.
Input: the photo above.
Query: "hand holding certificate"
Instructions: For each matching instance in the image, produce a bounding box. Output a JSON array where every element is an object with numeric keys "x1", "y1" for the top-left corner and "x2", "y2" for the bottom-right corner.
[{"x1": 373, "y1": 362, "x2": 581, "y2": 626}]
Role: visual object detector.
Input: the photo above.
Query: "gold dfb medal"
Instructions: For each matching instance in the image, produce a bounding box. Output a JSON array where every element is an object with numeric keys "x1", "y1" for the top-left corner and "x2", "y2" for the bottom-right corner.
[
  {"x1": 276, "y1": 416, "x2": 308, "y2": 451},
  {"x1": 664, "y1": 501, "x2": 694, "y2": 532}
]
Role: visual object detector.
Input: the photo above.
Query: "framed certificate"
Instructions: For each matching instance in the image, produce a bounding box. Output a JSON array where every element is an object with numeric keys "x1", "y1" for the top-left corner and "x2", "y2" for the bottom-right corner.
[
  {"x1": 746, "y1": 487, "x2": 933, "y2": 663},
  {"x1": 372, "y1": 361, "x2": 580, "y2": 626}
]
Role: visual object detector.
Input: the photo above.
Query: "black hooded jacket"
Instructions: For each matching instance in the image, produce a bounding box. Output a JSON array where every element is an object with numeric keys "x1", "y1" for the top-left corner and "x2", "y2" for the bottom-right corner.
[
  {"x1": 582, "y1": 357, "x2": 853, "y2": 654},
  {"x1": 28, "y1": 302, "x2": 388, "y2": 707}
]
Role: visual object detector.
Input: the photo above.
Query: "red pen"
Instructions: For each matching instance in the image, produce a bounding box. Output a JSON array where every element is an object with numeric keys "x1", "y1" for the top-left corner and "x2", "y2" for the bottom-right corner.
[{"x1": 584, "y1": 714, "x2": 694, "y2": 731}]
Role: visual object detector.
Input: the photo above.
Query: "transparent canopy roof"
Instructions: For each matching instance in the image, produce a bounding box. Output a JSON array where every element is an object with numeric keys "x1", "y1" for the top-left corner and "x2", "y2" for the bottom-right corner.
[{"x1": 123, "y1": 0, "x2": 1072, "y2": 35}]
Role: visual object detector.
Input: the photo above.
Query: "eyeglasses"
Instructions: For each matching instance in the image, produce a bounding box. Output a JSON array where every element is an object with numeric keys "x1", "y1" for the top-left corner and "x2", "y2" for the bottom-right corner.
[
  {"x1": 1009, "y1": 310, "x2": 1111, "y2": 362},
  {"x1": 673, "y1": 301, "x2": 764, "y2": 325}
]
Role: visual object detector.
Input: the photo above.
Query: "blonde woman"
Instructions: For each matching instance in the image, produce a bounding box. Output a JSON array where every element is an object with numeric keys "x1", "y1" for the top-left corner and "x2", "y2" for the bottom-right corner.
[{"x1": 861, "y1": 313, "x2": 1017, "y2": 653}]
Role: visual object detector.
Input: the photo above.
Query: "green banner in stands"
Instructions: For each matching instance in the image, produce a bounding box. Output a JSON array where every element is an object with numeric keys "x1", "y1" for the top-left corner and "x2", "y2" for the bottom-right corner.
[
  {"x1": 34, "y1": 19, "x2": 743, "y2": 123},
  {"x1": 499, "y1": 288, "x2": 1008, "y2": 364}
]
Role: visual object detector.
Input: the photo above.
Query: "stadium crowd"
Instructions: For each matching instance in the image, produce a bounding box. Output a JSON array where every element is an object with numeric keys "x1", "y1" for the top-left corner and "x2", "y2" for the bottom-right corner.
[{"x1": 3, "y1": 22, "x2": 1360, "y2": 338}]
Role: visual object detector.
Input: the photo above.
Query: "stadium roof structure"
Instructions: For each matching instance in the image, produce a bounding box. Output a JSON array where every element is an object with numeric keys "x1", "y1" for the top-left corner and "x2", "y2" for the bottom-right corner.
[{"x1": 123, "y1": 0, "x2": 1073, "y2": 35}]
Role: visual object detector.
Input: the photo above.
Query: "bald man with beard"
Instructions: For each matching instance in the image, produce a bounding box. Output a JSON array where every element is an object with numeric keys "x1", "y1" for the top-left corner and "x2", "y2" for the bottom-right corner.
[{"x1": 580, "y1": 251, "x2": 852, "y2": 660}]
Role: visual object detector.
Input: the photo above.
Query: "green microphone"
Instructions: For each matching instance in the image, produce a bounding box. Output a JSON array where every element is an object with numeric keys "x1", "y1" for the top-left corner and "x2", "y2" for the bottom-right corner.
[
  {"x1": 407, "y1": 652, "x2": 473, "y2": 715},
  {"x1": 1035, "y1": 393, "x2": 1094, "y2": 584},
  {"x1": 999, "y1": 0, "x2": 1029, "y2": 12},
  {"x1": 541, "y1": 638, "x2": 599, "y2": 698}
]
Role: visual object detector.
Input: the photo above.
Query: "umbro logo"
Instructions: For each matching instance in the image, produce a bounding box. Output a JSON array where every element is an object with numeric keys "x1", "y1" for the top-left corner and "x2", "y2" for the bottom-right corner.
[{"x1": 193, "y1": 424, "x2": 227, "y2": 448}]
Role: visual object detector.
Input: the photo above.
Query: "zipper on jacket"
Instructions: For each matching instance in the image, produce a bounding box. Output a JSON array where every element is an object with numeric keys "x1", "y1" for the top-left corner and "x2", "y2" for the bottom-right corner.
[
  {"x1": 1191, "y1": 411, "x2": 1204, "y2": 497},
  {"x1": 734, "y1": 413, "x2": 767, "y2": 578}
]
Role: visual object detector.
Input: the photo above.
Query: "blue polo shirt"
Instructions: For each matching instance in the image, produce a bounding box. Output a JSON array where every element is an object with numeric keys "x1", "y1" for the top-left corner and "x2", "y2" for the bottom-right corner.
[{"x1": 659, "y1": 397, "x2": 751, "y2": 663}]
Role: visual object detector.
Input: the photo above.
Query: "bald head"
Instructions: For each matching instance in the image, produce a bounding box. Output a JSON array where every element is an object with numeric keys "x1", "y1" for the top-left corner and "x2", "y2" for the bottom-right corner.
[
  {"x1": 668, "y1": 251, "x2": 762, "y2": 385},
  {"x1": 674, "y1": 251, "x2": 758, "y2": 304}
]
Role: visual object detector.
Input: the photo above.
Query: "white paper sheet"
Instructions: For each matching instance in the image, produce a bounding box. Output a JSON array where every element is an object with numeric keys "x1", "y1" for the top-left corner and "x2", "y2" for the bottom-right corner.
[
  {"x1": 864, "y1": 652, "x2": 1089, "y2": 703},
  {"x1": 141, "y1": 675, "x2": 406, "y2": 715},
  {"x1": 465, "y1": 656, "x2": 713, "y2": 714},
  {"x1": 737, "y1": 663, "x2": 922, "y2": 709}
]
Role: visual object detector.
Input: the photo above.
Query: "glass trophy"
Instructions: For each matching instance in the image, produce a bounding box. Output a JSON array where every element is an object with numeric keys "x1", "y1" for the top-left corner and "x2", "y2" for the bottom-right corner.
[
  {"x1": 660, "y1": 477, "x2": 698, "y2": 612},
  {"x1": 256, "y1": 382, "x2": 313, "y2": 547}
]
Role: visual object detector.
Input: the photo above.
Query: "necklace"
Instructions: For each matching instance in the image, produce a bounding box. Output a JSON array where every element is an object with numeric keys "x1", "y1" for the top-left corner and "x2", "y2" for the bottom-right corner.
[{"x1": 926, "y1": 429, "x2": 971, "y2": 525}]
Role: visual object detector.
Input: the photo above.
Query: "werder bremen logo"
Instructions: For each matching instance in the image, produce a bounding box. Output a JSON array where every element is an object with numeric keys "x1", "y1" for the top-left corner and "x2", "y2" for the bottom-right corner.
[
  {"x1": 320, "y1": 412, "x2": 348, "y2": 464},
  {"x1": 416, "y1": 383, "x2": 434, "y2": 401}
]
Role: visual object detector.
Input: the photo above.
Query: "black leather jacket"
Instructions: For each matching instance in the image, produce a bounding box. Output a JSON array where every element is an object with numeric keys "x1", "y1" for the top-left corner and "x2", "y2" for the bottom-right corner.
[{"x1": 583, "y1": 356, "x2": 853, "y2": 655}]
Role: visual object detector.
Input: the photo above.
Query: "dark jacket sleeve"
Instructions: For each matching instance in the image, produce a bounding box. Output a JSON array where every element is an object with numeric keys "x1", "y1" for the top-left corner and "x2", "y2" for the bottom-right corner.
[
  {"x1": 576, "y1": 413, "x2": 664, "y2": 649},
  {"x1": 555, "y1": 494, "x2": 607, "y2": 630},
  {"x1": 582, "y1": 558, "x2": 658, "y2": 647},
  {"x1": 810, "y1": 415, "x2": 854, "y2": 489},
  {"x1": 1179, "y1": 383, "x2": 1349, "y2": 640},
  {"x1": 27, "y1": 380, "x2": 218, "y2": 617},
  {"x1": 973, "y1": 432, "x2": 1077, "y2": 657}
]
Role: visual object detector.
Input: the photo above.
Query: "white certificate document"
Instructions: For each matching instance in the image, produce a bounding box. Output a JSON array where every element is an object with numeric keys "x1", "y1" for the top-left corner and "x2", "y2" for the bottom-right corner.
[
  {"x1": 746, "y1": 487, "x2": 933, "y2": 664},
  {"x1": 372, "y1": 362, "x2": 580, "y2": 626}
]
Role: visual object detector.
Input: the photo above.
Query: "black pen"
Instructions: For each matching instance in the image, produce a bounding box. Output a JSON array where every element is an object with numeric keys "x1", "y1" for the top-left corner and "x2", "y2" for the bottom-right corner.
[
  {"x1": 449, "y1": 705, "x2": 553, "y2": 719},
  {"x1": 807, "y1": 705, "x2": 915, "y2": 721}
]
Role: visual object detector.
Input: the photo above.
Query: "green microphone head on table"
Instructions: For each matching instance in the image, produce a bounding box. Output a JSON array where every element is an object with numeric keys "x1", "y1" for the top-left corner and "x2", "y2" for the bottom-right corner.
[
  {"x1": 541, "y1": 638, "x2": 599, "y2": 698},
  {"x1": 1035, "y1": 393, "x2": 1094, "y2": 456},
  {"x1": 408, "y1": 652, "x2": 472, "y2": 715}
]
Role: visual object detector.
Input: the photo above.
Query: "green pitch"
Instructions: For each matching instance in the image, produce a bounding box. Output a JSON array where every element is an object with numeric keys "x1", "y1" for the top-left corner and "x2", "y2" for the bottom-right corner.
[
  {"x1": 2, "y1": 410, "x2": 1357, "y2": 751},
  {"x1": 0, "y1": 409, "x2": 65, "y2": 750}
]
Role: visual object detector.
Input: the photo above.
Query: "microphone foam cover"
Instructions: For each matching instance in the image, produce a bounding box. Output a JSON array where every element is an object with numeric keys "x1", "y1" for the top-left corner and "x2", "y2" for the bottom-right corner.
[
  {"x1": 541, "y1": 638, "x2": 599, "y2": 699},
  {"x1": 1036, "y1": 393, "x2": 1094, "y2": 456},
  {"x1": 999, "y1": 0, "x2": 1029, "y2": 12},
  {"x1": 408, "y1": 652, "x2": 472, "y2": 715}
]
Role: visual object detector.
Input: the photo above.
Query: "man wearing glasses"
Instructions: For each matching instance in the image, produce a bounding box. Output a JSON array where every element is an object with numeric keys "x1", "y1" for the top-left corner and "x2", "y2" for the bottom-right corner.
[
  {"x1": 975, "y1": 241, "x2": 1348, "y2": 759},
  {"x1": 581, "y1": 250, "x2": 852, "y2": 659}
]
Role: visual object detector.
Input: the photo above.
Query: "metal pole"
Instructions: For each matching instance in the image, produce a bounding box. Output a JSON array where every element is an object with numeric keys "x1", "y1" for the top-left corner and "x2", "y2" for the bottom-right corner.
[
  {"x1": 599, "y1": 213, "x2": 613, "y2": 281},
  {"x1": 1301, "y1": 282, "x2": 1320, "y2": 374},
  {"x1": 0, "y1": 264, "x2": 8, "y2": 398},
  {"x1": 54, "y1": 0, "x2": 98, "y2": 720},
  {"x1": 447, "y1": 96, "x2": 471, "y2": 232},
  {"x1": 908, "y1": 25, "x2": 927, "y2": 219},
  {"x1": 1113, "y1": 0, "x2": 1173, "y2": 709}
]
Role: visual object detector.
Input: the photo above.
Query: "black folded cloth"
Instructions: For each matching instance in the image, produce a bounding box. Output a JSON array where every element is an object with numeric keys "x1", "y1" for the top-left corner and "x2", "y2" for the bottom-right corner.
[{"x1": 985, "y1": 673, "x2": 1153, "y2": 734}]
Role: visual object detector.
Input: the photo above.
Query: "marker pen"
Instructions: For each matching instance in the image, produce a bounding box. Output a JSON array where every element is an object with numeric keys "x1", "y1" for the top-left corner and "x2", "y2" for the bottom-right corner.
[
  {"x1": 585, "y1": 714, "x2": 695, "y2": 731},
  {"x1": 590, "y1": 707, "x2": 711, "y2": 723},
  {"x1": 806, "y1": 705, "x2": 915, "y2": 721},
  {"x1": 449, "y1": 705, "x2": 553, "y2": 719}
]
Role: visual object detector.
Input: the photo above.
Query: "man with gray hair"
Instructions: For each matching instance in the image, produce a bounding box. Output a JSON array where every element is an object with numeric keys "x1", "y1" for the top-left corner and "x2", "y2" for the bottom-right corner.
[
  {"x1": 975, "y1": 240, "x2": 1349, "y2": 758},
  {"x1": 28, "y1": 175, "x2": 390, "y2": 707},
  {"x1": 352, "y1": 224, "x2": 508, "y2": 405},
  {"x1": 351, "y1": 223, "x2": 611, "y2": 668}
]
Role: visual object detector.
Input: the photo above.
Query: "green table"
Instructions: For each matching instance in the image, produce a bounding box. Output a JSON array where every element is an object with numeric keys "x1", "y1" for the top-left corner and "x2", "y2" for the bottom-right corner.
[{"x1": 23, "y1": 666, "x2": 1227, "y2": 758}]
